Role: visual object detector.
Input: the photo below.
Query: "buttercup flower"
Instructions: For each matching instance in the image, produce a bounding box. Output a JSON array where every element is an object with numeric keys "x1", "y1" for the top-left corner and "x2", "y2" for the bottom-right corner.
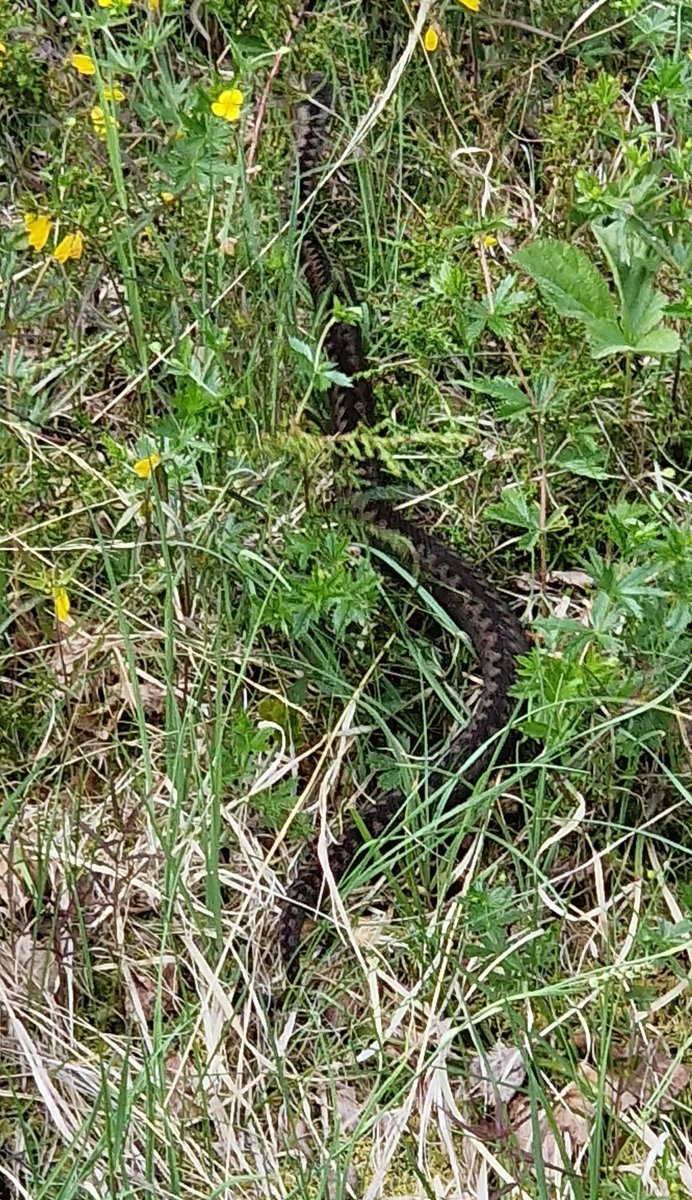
[
  {"x1": 54, "y1": 232, "x2": 83, "y2": 263},
  {"x1": 91, "y1": 104, "x2": 117, "y2": 138},
  {"x1": 133, "y1": 453, "x2": 161, "y2": 478},
  {"x1": 25, "y1": 213, "x2": 52, "y2": 251},
  {"x1": 211, "y1": 87, "x2": 243, "y2": 122},
  {"x1": 424, "y1": 27, "x2": 439, "y2": 51},
  {"x1": 52, "y1": 587, "x2": 71, "y2": 623},
  {"x1": 457, "y1": 0, "x2": 480, "y2": 9},
  {"x1": 103, "y1": 84, "x2": 125, "y2": 102},
  {"x1": 71, "y1": 52, "x2": 96, "y2": 75}
]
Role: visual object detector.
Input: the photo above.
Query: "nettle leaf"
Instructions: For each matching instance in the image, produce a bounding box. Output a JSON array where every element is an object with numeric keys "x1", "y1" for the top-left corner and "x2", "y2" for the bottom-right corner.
[
  {"x1": 487, "y1": 487, "x2": 568, "y2": 550},
  {"x1": 486, "y1": 486, "x2": 536, "y2": 531},
  {"x1": 513, "y1": 239, "x2": 617, "y2": 324},
  {"x1": 464, "y1": 377, "x2": 529, "y2": 417},
  {"x1": 552, "y1": 441, "x2": 609, "y2": 480},
  {"x1": 492, "y1": 273, "x2": 531, "y2": 314},
  {"x1": 486, "y1": 313, "x2": 514, "y2": 339},
  {"x1": 288, "y1": 335, "x2": 316, "y2": 365},
  {"x1": 324, "y1": 368, "x2": 354, "y2": 388}
]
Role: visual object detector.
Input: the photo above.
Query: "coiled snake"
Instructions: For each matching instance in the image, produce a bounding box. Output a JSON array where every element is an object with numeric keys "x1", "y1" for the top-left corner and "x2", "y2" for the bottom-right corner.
[{"x1": 279, "y1": 80, "x2": 528, "y2": 979}]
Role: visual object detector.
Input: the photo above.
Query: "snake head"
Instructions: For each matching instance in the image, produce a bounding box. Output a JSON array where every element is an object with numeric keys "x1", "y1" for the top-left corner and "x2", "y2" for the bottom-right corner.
[{"x1": 302, "y1": 73, "x2": 333, "y2": 111}]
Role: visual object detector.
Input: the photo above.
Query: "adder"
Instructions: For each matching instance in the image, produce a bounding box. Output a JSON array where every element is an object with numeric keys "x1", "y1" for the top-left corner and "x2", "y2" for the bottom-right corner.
[{"x1": 279, "y1": 79, "x2": 528, "y2": 979}]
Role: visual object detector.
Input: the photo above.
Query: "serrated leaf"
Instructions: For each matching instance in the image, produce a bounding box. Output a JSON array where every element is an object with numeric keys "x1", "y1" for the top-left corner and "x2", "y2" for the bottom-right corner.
[
  {"x1": 486, "y1": 487, "x2": 536, "y2": 531},
  {"x1": 464, "y1": 377, "x2": 529, "y2": 417},
  {"x1": 465, "y1": 377, "x2": 525, "y2": 402},
  {"x1": 288, "y1": 335, "x2": 315, "y2": 365},
  {"x1": 514, "y1": 239, "x2": 617, "y2": 324},
  {"x1": 324, "y1": 368, "x2": 354, "y2": 388},
  {"x1": 553, "y1": 452, "x2": 609, "y2": 480}
]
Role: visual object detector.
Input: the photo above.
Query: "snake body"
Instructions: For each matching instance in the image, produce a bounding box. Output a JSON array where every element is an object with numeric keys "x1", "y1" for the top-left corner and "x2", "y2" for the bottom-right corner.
[{"x1": 280, "y1": 82, "x2": 528, "y2": 978}]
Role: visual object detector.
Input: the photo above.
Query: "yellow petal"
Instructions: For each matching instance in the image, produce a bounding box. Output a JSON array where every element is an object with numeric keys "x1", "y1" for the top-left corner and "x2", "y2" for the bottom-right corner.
[
  {"x1": 457, "y1": 0, "x2": 480, "y2": 9},
  {"x1": 71, "y1": 52, "x2": 96, "y2": 75},
  {"x1": 160, "y1": 191, "x2": 175, "y2": 203},
  {"x1": 97, "y1": 0, "x2": 113, "y2": 6},
  {"x1": 0, "y1": 41, "x2": 7, "y2": 54},
  {"x1": 149, "y1": 0, "x2": 160, "y2": 8},
  {"x1": 211, "y1": 88, "x2": 244, "y2": 121},
  {"x1": 53, "y1": 231, "x2": 84, "y2": 263},
  {"x1": 424, "y1": 27, "x2": 439, "y2": 51},
  {"x1": 52, "y1": 587, "x2": 71, "y2": 623},
  {"x1": 482, "y1": 234, "x2": 497, "y2": 247},
  {"x1": 103, "y1": 84, "x2": 125, "y2": 102},
  {"x1": 133, "y1": 453, "x2": 161, "y2": 478},
  {"x1": 24, "y1": 213, "x2": 52, "y2": 251}
]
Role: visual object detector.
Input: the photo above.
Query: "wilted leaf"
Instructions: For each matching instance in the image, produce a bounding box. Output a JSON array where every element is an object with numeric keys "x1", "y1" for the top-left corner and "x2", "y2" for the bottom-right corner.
[
  {"x1": 6, "y1": 934, "x2": 60, "y2": 999},
  {"x1": 111, "y1": 676, "x2": 166, "y2": 716},
  {"x1": 334, "y1": 1084, "x2": 364, "y2": 1133},
  {"x1": 164, "y1": 1051, "x2": 203, "y2": 1120},
  {"x1": 581, "y1": 1051, "x2": 690, "y2": 1116},
  {"x1": 511, "y1": 1082, "x2": 593, "y2": 1185},
  {"x1": 469, "y1": 1041, "x2": 526, "y2": 1107},
  {"x1": 50, "y1": 629, "x2": 95, "y2": 684}
]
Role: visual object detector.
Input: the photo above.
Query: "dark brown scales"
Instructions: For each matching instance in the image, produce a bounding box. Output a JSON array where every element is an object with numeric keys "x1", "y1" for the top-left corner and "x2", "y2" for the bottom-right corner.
[{"x1": 281, "y1": 83, "x2": 528, "y2": 978}]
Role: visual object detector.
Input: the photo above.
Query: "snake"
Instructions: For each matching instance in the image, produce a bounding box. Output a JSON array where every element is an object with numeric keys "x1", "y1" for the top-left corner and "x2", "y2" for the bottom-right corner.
[{"x1": 279, "y1": 79, "x2": 529, "y2": 980}]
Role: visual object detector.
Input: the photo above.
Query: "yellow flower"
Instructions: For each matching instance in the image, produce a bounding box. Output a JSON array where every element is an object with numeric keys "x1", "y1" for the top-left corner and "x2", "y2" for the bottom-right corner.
[
  {"x1": 457, "y1": 0, "x2": 480, "y2": 9},
  {"x1": 97, "y1": 0, "x2": 113, "y2": 6},
  {"x1": 149, "y1": 0, "x2": 160, "y2": 8},
  {"x1": 133, "y1": 453, "x2": 161, "y2": 478},
  {"x1": 211, "y1": 87, "x2": 243, "y2": 122},
  {"x1": 0, "y1": 41, "x2": 7, "y2": 54},
  {"x1": 52, "y1": 587, "x2": 71, "y2": 623},
  {"x1": 482, "y1": 234, "x2": 498, "y2": 248},
  {"x1": 71, "y1": 52, "x2": 96, "y2": 75},
  {"x1": 90, "y1": 104, "x2": 117, "y2": 138},
  {"x1": 25, "y1": 213, "x2": 52, "y2": 251},
  {"x1": 160, "y1": 191, "x2": 175, "y2": 203},
  {"x1": 54, "y1": 232, "x2": 84, "y2": 263},
  {"x1": 103, "y1": 84, "x2": 125, "y2": 102},
  {"x1": 424, "y1": 27, "x2": 439, "y2": 52}
]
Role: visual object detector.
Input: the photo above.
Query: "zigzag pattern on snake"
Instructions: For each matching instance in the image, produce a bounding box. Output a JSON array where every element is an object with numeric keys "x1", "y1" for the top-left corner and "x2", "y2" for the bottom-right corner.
[{"x1": 280, "y1": 80, "x2": 528, "y2": 979}]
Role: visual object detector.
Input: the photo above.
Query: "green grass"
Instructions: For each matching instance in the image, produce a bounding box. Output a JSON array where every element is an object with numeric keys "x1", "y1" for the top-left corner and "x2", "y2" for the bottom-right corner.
[{"x1": 1, "y1": 0, "x2": 691, "y2": 1196}]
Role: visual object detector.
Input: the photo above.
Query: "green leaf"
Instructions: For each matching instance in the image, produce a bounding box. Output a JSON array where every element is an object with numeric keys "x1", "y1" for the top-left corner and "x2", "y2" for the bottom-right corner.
[
  {"x1": 582, "y1": 318, "x2": 634, "y2": 358},
  {"x1": 486, "y1": 487, "x2": 537, "y2": 531},
  {"x1": 513, "y1": 239, "x2": 617, "y2": 324},
  {"x1": 324, "y1": 368, "x2": 354, "y2": 388},
  {"x1": 582, "y1": 316, "x2": 680, "y2": 358},
  {"x1": 464, "y1": 377, "x2": 529, "y2": 417},
  {"x1": 552, "y1": 447, "x2": 610, "y2": 480},
  {"x1": 591, "y1": 219, "x2": 675, "y2": 346},
  {"x1": 633, "y1": 326, "x2": 681, "y2": 355},
  {"x1": 288, "y1": 335, "x2": 315, "y2": 365},
  {"x1": 464, "y1": 377, "x2": 525, "y2": 401}
]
